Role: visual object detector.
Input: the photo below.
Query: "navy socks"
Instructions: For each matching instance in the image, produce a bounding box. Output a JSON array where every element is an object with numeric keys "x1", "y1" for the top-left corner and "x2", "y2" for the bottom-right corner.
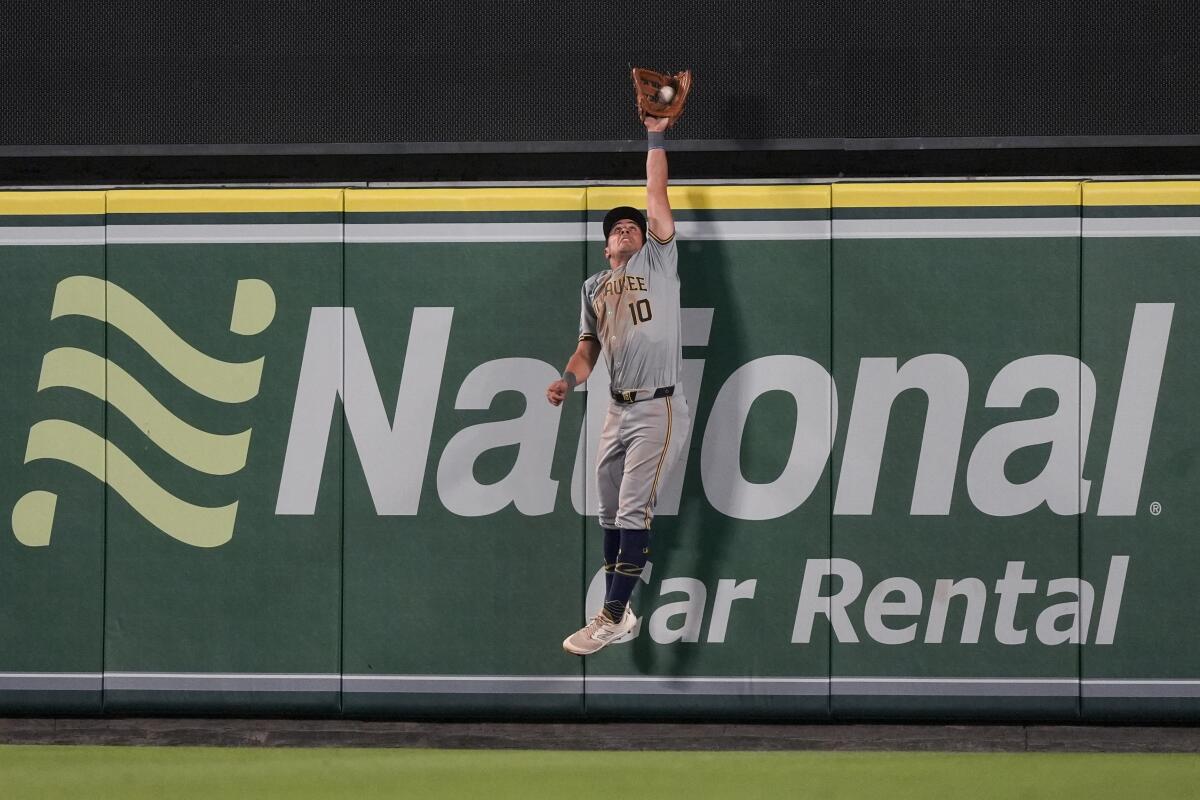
[
  {"x1": 602, "y1": 529, "x2": 650, "y2": 622},
  {"x1": 602, "y1": 528, "x2": 620, "y2": 595}
]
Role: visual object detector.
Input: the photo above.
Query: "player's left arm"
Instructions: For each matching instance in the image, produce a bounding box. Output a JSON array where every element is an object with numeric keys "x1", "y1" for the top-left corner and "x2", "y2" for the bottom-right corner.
[{"x1": 645, "y1": 116, "x2": 674, "y2": 243}]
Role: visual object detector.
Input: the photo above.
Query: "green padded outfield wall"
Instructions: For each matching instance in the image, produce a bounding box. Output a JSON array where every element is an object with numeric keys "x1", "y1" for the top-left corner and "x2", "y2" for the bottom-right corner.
[
  {"x1": 830, "y1": 182, "x2": 1083, "y2": 719},
  {"x1": 1081, "y1": 183, "x2": 1200, "y2": 721},
  {"x1": 101, "y1": 190, "x2": 344, "y2": 714},
  {"x1": 336, "y1": 188, "x2": 587, "y2": 716},
  {"x1": 0, "y1": 192, "x2": 106, "y2": 713},
  {"x1": 0, "y1": 181, "x2": 1196, "y2": 720}
]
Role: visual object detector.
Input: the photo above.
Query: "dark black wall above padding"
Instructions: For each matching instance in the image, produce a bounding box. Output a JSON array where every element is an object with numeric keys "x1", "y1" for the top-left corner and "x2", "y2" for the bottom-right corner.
[{"x1": 2, "y1": 0, "x2": 1197, "y2": 151}]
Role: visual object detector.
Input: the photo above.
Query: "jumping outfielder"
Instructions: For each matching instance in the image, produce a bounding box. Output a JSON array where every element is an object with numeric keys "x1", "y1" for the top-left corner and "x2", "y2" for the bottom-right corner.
[{"x1": 546, "y1": 107, "x2": 691, "y2": 655}]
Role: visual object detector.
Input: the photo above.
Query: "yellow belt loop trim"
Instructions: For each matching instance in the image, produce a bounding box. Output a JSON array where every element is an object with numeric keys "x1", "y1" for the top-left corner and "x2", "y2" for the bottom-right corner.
[{"x1": 644, "y1": 396, "x2": 673, "y2": 529}]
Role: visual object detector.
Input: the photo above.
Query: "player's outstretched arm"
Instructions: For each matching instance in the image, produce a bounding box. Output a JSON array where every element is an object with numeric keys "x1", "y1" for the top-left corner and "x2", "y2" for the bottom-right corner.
[
  {"x1": 546, "y1": 339, "x2": 601, "y2": 406},
  {"x1": 645, "y1": 116, "x2": 674, "y2": 242}
]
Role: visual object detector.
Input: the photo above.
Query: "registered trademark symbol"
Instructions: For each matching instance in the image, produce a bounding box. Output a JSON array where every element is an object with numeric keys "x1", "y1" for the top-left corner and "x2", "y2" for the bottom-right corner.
[{"x1": 1150, "y1": 501, "x2": 1163, "y2": 516}]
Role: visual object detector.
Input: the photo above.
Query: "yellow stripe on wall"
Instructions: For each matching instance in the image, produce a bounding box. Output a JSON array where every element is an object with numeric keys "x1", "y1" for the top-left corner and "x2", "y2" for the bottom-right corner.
[
  {"x1": 588, "y1": 185, "x2": 830, "y2": 211},
  {"x1": 1084, "y1": 181, "x2": 1200, "y2": 206},
  {"x1": 0, "y1": 191, "x2": 105, "y2": 215},
  {"x1": 32, "y1": 183, "x2": 1200, "y2": 215},
  {"x1": 107, "y1": 189, "x2": 344, "y2": 214},
  {"x1": 347, "y1": 188, "x2": 586, "y2": 212},
  {"x1": 834, "y1": 182, "x2": 1081, "y2": 208}
]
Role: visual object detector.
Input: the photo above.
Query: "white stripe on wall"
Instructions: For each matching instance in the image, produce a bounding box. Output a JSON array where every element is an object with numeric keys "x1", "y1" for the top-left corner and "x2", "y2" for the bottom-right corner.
[
  {"x1": 0, "y1": 672, "x2": 103, "y2": 690},
  {"x1": 0, "y1": 228, "x2": 105, "y2": 246},
  {"x1": 1081, "y1": 680, "x2": 1200, "y2": 698},
  {"x1": 1083, "y1": 217, "x2": 1200, "y2": 237},
  {"x1": 343, "y1": 675, "x2": 583, "y2": 694},
  {"x1": 347, "y1": 220, "x2": 829, "y2": 243},
  {"x1": 107, "y1": 224, "x2": 343, "y2": 243},
  {"x1": 658, "y1": 220, "x2": 830, "y2": 241},
  {"x1": 833, "y1": 218, "x2": 1080, "y2": 239},
  {"x1": 346, "y1": 222, "x2": 584, "y2": 243},
  {"x1": 6, "y1": 217, "x2": 1200, "y2": 247},
  {"x1": 5, "y1": 673, "x2": 1200, "y2": 698},
  {"x1": 102, "y1": 672, "x2": 341, "y2": 692},
  {"x1": 585, "y1": 676, "x2": 828, "y2": 696},
  {"x1": 830, "y1": 677, "x2": 1078, "y2": 697}
]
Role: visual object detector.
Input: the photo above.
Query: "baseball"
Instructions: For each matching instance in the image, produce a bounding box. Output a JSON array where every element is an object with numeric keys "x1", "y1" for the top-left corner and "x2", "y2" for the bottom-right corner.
[{"x1": 657, "y1": 85, "x2": 675, "y2": 103}]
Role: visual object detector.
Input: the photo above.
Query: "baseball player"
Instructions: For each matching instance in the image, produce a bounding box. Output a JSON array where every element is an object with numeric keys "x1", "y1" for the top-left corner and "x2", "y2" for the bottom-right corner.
[{"x1": 547, "y1": 115, "x2": 691, "y2": 655}]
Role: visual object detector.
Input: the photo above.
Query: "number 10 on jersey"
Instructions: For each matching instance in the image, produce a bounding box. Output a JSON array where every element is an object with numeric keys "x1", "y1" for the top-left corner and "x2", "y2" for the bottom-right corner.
[{"x1": 628, "y1": 299, "x2": 653, "y2": 325}]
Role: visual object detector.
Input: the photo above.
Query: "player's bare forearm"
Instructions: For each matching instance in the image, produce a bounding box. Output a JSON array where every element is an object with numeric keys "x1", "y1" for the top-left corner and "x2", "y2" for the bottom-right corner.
[
  {"x1": 645, "y1": 117, "x2": 674, "y2": 240},
  {"x1": 546, "y1": 339, "x2": 601, "y2": 406},
  {"x1": 565, "y1": 339, "x2": 600, "y2": 383}
]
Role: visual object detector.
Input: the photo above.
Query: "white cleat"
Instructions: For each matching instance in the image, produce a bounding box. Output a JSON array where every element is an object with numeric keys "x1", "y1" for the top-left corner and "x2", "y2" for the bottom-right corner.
[
  {"x1": 562, "y1": 607, "x2": 637, "y2": 656},
  {"x1": 611, "y1": 606, "x2": 638, "y2": 643}
]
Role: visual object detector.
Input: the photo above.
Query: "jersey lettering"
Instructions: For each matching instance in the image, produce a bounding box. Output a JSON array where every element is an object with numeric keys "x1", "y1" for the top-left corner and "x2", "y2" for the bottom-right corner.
[{"x1": 579, "y1": 234, "x2": 682, "y2": 392}]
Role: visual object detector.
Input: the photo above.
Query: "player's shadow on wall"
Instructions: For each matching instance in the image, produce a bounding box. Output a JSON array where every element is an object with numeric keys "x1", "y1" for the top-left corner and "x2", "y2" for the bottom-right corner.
[{"x1": 630, "y1": 206, "x2": 740, "y2": 680}]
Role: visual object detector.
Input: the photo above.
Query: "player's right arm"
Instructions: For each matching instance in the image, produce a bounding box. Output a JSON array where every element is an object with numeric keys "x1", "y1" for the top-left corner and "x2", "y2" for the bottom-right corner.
[
  {"x1": 644, "y1": 115, "x2": 674, "y2": 242},
  {"x1": 549, "y1": 277, "x2": 603, "y2": 406},
  {"x1": 546, "y1": 338, "x2": 600, "y2": 406}
]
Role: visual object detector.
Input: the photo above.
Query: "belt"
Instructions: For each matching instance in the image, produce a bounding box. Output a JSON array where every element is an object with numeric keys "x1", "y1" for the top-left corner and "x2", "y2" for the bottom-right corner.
[{"x1": 611, "y1": 385, "x2": 674, "y2": 404}]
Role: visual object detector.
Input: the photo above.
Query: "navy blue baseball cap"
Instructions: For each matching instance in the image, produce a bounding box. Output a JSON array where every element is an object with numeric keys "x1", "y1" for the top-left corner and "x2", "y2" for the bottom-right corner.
[{"x1": 603, "y1": 206, "x2": 647, "y2": 240}]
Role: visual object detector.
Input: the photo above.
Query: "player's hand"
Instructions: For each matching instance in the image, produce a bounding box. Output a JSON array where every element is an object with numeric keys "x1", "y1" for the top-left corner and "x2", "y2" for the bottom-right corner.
[
  {"x1": 644, "y1": 115, "x2": 670, "y2": 133},
  {"x1": 546, "y1": 379, "x2": 569, "y2": 406}
]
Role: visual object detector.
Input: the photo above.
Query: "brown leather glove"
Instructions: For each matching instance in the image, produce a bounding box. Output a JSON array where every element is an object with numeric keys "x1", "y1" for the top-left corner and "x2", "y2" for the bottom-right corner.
[{"x1": 631, "y1": 68, "x2": 693, "y2": 126}]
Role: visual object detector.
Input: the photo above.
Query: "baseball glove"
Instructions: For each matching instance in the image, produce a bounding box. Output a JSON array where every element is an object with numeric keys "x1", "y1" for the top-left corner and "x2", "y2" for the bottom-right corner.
[{"x1": 631, "y1": 68, "x2": 693, "y2": 126}]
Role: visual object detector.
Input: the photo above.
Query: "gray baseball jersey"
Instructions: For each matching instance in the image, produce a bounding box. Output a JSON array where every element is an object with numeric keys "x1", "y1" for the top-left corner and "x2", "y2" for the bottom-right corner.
[
  {"x1": 579, "y1": 230, "x2": 681, "y2": 393},
  {"x1": 580, "y1": 227, "x2": 690, "y2": 530}
]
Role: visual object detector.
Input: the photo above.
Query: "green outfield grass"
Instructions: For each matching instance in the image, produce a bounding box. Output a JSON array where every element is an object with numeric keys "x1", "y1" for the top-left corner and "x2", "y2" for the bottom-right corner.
[{"x1": 1, "y1": 745, "x2": 1198, "y2": 799}]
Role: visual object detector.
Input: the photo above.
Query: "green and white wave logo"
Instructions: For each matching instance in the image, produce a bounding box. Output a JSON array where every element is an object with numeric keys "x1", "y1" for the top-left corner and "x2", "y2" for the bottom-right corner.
[{"x1": 11, "y1": 276, "x2": 276, "y2": 548}]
